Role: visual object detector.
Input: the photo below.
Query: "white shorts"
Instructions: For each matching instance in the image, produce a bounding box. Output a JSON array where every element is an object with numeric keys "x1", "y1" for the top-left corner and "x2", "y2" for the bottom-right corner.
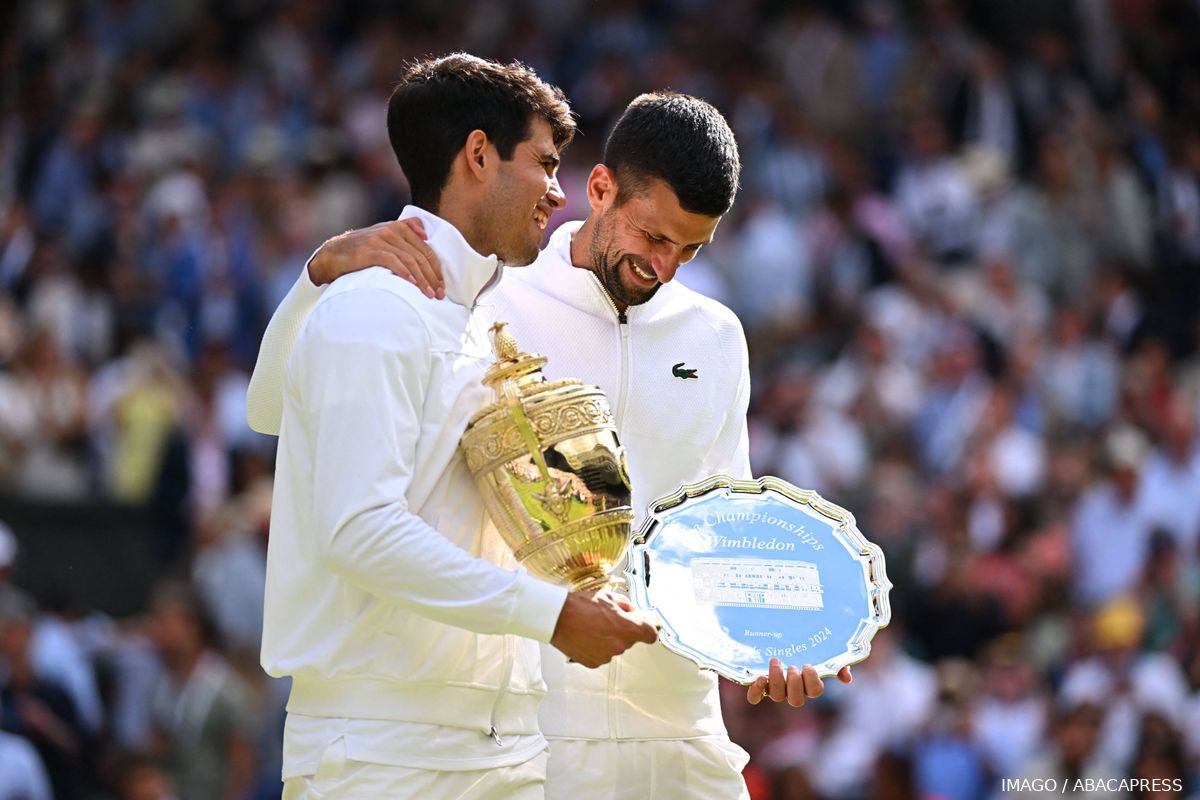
[
  {"x1": 281, "y1": 737, "x2": 548, "y2": 800},
  {"x1": 545, "y1": 737, "x2": 751, "y2": 800}
]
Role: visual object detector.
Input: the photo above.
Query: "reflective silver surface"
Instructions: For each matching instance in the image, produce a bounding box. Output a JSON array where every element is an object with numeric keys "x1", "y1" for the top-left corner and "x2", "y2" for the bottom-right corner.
[{"x1": 626, "y1": 476, "x2": 892, "y2": 684}]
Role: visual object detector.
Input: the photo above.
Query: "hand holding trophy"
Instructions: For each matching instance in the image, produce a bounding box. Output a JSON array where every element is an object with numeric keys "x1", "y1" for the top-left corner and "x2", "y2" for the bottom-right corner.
[{"x1": 461, "y1": 325, "x2": 891, "y2": 682}]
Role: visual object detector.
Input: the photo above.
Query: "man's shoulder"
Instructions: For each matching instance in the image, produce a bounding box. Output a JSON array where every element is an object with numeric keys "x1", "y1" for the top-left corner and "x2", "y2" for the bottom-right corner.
[
  {"x1": 301, "y1": 269, "x2": 433, "y2": 348},
  {"x1": 320, "y1": 267, "x2": 428, "y2": 306},
  {"x1": 657, "y1": 282, "x2": 747, "y2": 348}
]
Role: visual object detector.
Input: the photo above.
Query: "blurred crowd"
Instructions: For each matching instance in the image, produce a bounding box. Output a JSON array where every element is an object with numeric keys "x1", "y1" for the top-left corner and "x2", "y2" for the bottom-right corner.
[{"x1": 1, "y1": 0, "x2": 1199, "y2": 798}]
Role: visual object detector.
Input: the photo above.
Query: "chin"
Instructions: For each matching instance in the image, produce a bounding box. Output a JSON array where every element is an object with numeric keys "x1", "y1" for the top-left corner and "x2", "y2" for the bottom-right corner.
[
  {"x1": 500, "y1": 242, "x2": 540, "y2": 267},
  {"x1": 616, "y1": 283, "x2": 658, "y2": 308},
  {"x1": 626, "y1": 272, "x2": 661, "y2": 298}
]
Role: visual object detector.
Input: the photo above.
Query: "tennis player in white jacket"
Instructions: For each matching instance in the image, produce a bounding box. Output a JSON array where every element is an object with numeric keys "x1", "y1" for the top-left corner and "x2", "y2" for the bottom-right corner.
[
  {"x1": 251, "y1": 93, "x2": 848, "y2": 798},
  {"x1": 259, "y1": 55, "x2": 657, "y2": 800}
]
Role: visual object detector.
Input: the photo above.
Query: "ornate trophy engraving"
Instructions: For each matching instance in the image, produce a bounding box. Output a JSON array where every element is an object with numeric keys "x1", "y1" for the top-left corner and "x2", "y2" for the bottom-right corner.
[
  {"x1": 625, "y1": 476, "x2": 892, "y2": 683},
  {"x1": 460, "y1": 324, "x2": 633, "y2": 591}
]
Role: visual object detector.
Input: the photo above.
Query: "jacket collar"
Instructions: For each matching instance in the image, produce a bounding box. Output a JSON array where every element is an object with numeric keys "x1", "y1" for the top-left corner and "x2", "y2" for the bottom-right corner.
[
  {"x1": 548, "y1": 218, "x2": 580, "y2": 267},
  {"x1": 399, "y1": 206, "x2": 502, "y2": 308}
]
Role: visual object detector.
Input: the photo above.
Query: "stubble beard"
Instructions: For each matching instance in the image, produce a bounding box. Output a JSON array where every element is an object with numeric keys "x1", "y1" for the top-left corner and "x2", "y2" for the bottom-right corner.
[{"x1": 589, "y1": 209, "x2": 660, "y2": 309}]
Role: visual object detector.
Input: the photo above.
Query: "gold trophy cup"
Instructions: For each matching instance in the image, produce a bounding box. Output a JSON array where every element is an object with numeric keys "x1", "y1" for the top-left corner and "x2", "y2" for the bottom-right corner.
[{"x1": 460, "y1": 323, "x2": 634, "y2": 591}]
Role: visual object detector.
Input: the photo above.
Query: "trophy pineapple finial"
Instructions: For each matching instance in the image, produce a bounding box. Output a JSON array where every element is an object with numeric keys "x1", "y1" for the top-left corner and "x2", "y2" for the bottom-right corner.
[{"x1": 491, "y1": 322, "x2": 519, "y2": 362}]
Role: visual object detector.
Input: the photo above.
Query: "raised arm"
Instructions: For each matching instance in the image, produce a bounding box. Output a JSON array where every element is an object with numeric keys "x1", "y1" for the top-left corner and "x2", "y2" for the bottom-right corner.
[{"x1": 246, "y1": 218, "x2": 443, "y2": 435}]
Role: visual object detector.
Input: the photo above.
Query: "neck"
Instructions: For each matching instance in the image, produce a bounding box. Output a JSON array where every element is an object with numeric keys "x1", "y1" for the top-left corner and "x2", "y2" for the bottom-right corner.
[
  {"x1": 570, "y1": 215, "x2": 595, "y2": 270},
  {"x1": 432, "y1": 191, "x2": 489, "y2": 258}
]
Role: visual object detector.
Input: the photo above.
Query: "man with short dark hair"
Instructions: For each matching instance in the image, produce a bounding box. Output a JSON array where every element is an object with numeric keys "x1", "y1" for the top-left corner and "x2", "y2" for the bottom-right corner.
[
  {"x1": 385, "y1": 54, "x2": 576, "y2": 264},
  {"x1": 250, "y1": 89, "x2": 848, "y2": 799},
  {"x1": 256, "y1": 54, "x2": 657, "y2": 799},
  {"x1": 580, "y1": 93, "x2": 741, "y2": 309}
]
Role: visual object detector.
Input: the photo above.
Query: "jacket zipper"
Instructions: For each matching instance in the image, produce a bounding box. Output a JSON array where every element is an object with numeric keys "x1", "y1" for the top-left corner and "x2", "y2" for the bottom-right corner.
[
  {"x1": 487, "y1": 635, "x2": 514, "y2": 746},
  {"x1": 614, "y1": 302, "x2": 630, "y2": 738},
  {"x1": 588, "y1": 272, "x2": 628, "y2": 738},
  {"x1": 588, "y1": 274, "x2": 630, "y2": 425},
  {"x1": 473, "y1": 261, "x2": 504, "y2": 310}
]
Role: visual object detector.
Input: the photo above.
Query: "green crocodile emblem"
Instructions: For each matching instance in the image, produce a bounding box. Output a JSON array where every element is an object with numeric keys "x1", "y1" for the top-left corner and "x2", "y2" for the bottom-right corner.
[{"x1": 672, "y1": 362, "x2": 699, "y2": 380}]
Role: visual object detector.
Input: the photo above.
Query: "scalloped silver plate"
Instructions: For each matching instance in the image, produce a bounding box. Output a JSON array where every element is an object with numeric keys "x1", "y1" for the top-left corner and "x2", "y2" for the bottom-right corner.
[{"x1": 626, "y1": 475, "x2": 892, "y2": 684}]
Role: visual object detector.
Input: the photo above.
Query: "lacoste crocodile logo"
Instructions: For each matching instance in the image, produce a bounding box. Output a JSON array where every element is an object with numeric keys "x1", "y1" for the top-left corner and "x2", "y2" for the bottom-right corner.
[{"x1": 672, "y1": 362, "x2": 699, "y2": 380}]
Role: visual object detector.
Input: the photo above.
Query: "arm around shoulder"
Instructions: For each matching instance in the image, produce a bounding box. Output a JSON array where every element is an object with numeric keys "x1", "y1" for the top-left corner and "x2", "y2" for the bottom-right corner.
[{"x1": 245, "y1": 260, "x2": 326, "y2": 435}]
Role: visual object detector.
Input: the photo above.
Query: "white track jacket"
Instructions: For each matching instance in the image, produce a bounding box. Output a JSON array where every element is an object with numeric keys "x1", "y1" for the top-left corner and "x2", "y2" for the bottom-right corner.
[
  {"x1": 249, "y1": 219, "x2": 751, "y2": 745},
  {"x1": 258, "y1": 207, "x2": 567, "y2": 747}
]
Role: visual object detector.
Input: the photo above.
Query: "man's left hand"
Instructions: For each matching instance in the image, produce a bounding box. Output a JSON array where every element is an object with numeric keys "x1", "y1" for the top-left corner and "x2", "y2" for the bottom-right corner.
[{"x1": 746, "y1": 659, "x2": 852, "y2": 707}]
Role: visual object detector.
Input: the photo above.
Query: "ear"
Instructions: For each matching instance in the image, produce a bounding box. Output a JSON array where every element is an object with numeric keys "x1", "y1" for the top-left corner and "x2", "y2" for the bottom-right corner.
[
  {"x1": 461, "y1": 129, "x2": 492, "y2": 182},
  {"x1": 586, "y1": 164, "x2": 618, "y2": 214}
]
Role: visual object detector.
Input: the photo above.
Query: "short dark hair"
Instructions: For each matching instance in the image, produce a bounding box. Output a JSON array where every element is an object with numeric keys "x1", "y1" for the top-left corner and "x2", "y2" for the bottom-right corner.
[
  {"x1": 387, "y1": 53, "x2": 575, "y2": 210},
  {"x1": 603, "y1": 92, "x2": 740, "y2": 217}
]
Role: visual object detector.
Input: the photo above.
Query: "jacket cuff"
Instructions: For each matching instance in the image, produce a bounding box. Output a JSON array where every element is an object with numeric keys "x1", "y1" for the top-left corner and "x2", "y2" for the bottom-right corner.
[
  {"x1": 302, "y1": 250, "x2": 326, "y2": 290},
  {"x1": 509, "y1": 572, "x2": 568, "y2": 643}
]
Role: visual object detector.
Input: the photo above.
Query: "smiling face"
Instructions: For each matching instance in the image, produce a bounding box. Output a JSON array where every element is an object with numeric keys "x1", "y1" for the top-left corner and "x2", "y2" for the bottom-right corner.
[
  {"x1": 480, "y1": 116, "x2": 566, "y2": 266},
  {"x1": 580, "y1": 165, "x2": 720, "y2": 310}
]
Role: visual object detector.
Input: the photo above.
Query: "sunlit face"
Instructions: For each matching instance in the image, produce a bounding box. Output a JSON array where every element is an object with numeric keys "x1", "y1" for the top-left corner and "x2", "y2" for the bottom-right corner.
[
  {"x1": 483, "y1": 117, "x2": 566, "y2": 266},
  {"x1": 584, "y1": 167, "x2": 720, "y2": 309}
]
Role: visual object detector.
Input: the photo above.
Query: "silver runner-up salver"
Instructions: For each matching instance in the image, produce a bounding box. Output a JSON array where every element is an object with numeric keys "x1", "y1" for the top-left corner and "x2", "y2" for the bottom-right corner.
[{"x1": 625, "y1": 476, "x2": 892, "y2": 684}]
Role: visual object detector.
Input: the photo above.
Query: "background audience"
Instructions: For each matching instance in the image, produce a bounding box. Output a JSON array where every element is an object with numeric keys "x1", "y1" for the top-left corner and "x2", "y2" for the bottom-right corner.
[{"x1": 2, "y1": 1, "x2": 1199, "y2": 797}]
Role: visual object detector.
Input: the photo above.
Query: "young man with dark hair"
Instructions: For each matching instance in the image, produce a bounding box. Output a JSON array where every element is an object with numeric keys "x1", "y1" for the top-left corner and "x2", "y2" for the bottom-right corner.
[
  {"x1": 387, "y1": 55, "x2": 576, "y2": 210},
  {"x1": 385, "y1": 53, "x2": 577, "y2": 264},
  {"x1": 256, "y1": 54, "x2": 657, "y2": 799},
  {"x1": 250, "y1": 89, "x2": 849, "y2": 798}
]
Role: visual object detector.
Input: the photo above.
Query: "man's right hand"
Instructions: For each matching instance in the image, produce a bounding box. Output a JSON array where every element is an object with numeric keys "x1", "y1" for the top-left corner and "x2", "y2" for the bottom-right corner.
[
  {"x1": 549, "y1": 590, "x2": 659, "y2": 668},
  {"x1": 308, "y1": 218, "x2": 444, "y2": 298}
]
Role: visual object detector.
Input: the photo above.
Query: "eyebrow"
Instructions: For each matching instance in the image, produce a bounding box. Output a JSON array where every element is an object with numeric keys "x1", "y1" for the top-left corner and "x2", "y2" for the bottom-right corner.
[{"x1": 537, "y1": 151, "x2": 560, "y2": 167}]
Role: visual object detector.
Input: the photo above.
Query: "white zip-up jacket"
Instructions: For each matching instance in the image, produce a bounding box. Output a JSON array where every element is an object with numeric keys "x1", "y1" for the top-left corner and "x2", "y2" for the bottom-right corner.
[
  {"x1": 493, "y1": 222, "x2": 752, "y2": 741},
  {"x1": 249, "y1": 219, "x2": 751, "y2": 743},
  {"x1": 259, "y1": 207, "x2": 567, "y2": 741}
]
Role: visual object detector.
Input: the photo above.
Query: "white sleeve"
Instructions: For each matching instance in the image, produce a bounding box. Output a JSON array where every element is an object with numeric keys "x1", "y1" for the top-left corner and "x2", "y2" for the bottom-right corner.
[
  {"x1": 246, "y1": 257, "x2": 324, "y2": 435},
  {"x1": 704, "y1": 325, "x2": 752, "y2": 480},
  {"x1": 291, "y1": 288, "x2": 566, "y2": 642}
]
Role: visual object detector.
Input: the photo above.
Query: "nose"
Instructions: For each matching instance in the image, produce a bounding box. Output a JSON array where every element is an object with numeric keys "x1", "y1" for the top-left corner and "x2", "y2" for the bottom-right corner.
[
  {"x1": 546, "y1": 174, "x2": 566, "y2": 209},
  {"x1": 651, "y1": 253, "x2": 681, "y2": 284}
]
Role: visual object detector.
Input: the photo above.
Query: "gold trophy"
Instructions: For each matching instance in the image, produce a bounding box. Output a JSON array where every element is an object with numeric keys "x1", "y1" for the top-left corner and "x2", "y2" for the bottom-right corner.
[{"x1": 460, "y1": 323, "x2": 633, "y2": 591}]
